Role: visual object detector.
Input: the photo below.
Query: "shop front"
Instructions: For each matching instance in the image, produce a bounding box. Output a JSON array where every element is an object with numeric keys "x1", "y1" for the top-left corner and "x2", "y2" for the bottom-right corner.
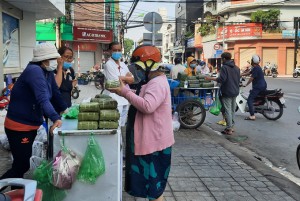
[{"x1": 1, "y1": 0, "x2": 64, "y2": 86}]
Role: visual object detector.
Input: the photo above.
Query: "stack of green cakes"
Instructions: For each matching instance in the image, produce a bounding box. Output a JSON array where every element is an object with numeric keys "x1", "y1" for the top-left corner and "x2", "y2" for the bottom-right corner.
[
  {"x1": 197, "y1": 74, "x2": 214, "y2": 88},
  {"x1": 187, "y1": 76, "x2": 200, "y2": 88},
  {"x1": 78, "y1": 102, "x2": 100, "y2": 130},
  {"x1": 177, "y1": 72, "x2": 188, "y2": 87},
  {"x1": 90, "y1": 95, "x2": 120, "y2": 129}
]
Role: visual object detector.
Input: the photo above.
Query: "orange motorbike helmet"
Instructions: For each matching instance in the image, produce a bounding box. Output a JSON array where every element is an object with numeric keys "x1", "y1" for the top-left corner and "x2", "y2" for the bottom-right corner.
[{"x1": 132, "y1": 45, "x2": 161, "y2": 63}]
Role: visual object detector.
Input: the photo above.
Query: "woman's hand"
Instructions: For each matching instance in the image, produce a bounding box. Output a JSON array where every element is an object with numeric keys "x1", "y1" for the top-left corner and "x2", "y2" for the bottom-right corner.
[
  {"x1": 50, "y1": 119, "x2": 62, "y2": 135},
  {"x1": 57, "y1": 57, "x2": 64, "y2": 69},
  {"x1": 107, "y1": 78, "x2": 125, "y2": 96}
]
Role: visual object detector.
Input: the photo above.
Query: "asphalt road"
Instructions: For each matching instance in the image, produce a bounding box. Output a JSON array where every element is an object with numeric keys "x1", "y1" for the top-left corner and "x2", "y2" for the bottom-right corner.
[{"x1": 205, "y1": 76, "x2": 300, "y2": 179}]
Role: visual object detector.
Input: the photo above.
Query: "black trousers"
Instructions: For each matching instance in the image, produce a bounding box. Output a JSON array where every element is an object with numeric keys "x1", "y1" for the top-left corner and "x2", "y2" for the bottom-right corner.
[{"x1": 0, "y1": 128, "x2": 37, "y2": 179}]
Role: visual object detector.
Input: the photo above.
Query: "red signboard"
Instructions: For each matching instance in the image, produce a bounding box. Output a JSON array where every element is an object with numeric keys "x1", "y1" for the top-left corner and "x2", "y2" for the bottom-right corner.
[
  {"x1": 73, "y1": 26, "x2": 113, "y2": 43},
  {"x1": 217, "y1": 23, "x2": 262, "y2": 40},
  {"x1": 73, "y1": 42, "x2": 97, "y2": 51}
]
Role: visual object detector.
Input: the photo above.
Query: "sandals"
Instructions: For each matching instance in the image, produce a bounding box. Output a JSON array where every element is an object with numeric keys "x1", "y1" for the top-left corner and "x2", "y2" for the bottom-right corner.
[
  {"x1": 221, "y1": 128, "x2": 233, "y2": 135},
  {"x1": 244, "y1": 117, "x2": 255, "y2": 121}
]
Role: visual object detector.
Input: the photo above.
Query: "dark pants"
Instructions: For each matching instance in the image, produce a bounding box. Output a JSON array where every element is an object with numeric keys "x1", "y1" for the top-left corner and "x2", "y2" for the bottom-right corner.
[
  {"x1": 0, "y1": 128, "x2": 37, "y2": 179},
  {"x1": 247, "y1": 89, "x2": 264, "y2": 116}
]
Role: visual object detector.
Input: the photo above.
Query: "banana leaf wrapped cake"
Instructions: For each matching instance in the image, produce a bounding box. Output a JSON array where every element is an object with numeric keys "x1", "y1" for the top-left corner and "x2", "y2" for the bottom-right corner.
[
  {"x1": 99, "y1": 110, "x2": 120, "y2": 121},
  {"x1": 79, "y1": 102, "x2": 100, "y2": 112},
  {"x1": 78, "y1": 121, "x2": 99, "y2": 130},
  {"x1": 78, "y1": 112, "x2": 100, "y2": 121}
]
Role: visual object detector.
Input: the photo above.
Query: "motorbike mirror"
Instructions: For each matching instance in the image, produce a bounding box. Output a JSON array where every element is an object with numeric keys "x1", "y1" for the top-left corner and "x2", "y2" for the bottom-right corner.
[{"x1": 298, "y1": 106, "x2": 300, "y2": 113}]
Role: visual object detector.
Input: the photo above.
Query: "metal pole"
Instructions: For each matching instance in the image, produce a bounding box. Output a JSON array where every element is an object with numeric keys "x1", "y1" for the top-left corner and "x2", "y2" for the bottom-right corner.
[
  {"x1": 152, "y1": 12, "x2": 155, "y2": 45},
  {"x1": 294, "y1": 17, "x2": 299, "y2": 70},
  {"x1": 222, "y1": 22, "x2": 225, "y2": 50}
]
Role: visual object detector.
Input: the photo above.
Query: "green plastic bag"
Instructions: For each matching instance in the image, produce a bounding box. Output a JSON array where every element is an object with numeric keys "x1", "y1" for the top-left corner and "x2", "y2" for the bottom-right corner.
[
  {"x1": 77, "y1": 134, "x2": 105, "y2": 184},
  {"x1": 62, "y1": 105, "x2": 79, "y2": 119},
  {"x1": 209, "y1": 97, "x2": 222, "y2": 116},
  {"x1": 33, "y1": 160, "x2": 67, "y2": 201}
]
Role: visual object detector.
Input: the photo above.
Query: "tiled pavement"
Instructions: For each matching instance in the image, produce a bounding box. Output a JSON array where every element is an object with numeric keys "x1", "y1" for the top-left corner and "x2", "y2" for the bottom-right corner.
[{"x1": 0, "y1": 85, "x2": 299, "y2": 201}]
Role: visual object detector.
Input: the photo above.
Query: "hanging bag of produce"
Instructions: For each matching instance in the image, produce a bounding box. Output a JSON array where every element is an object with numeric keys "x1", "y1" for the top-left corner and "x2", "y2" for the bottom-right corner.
[
  {"x1": 77, "y1": 133, "x2": 105, "y2": 184},
  {"x1": 209, "y1": 96, "x2": 222, "y2": 116},
  {"x1": 52, "y1": 134, "x2": 81, "y2": 189},
  {"x1": 62, "y1": 105, "x2": 79, "y2": 119}
]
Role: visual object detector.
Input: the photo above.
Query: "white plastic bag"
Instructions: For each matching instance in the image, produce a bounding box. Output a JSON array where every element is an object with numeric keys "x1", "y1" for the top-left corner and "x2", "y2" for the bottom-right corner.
[
  {"x1": 30, "y1": 156, "x2": 44, "y2": 171},
  {"x1": 35, "y1": 125, "x2": 48, "y2": 142},
  {"x1": 172, "y1": 112, "x2": 180, "y2": 131},
  {"x1": 32, "y1": 141, "x2": 47, "y2": 159},
  {"x1": 0, "y1": 134, "x2": 10, "y2": 151}
]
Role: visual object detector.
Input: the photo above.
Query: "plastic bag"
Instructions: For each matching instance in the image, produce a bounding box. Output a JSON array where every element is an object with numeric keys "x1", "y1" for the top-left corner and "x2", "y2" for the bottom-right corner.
[
  {"x1": 172, "y1": 112, "x2": 180, "y2": 131},
  {"x1": 77, "y1": 134, "x2": 105, "y2": 184},
  {"x1": 32, "y1": 141, "x2": 47, "y2": 158},
  {"x1": 33, "y1": 160, "x2": 67, "y2": 201},
  {"x1": 30, "y1": 156, "x2": 44, "y2": 171},
  {"x1": 35, "y1": 125, "x2": 48, "y2": 142},
  {"x1": 62, "y1": 105, "x2": 79, "y2": 119},
  {"x1": 209, "y1": 97, "x2": 222, "y2": 116},
  {"x1": 52, "y1": 150, "x2": 81, "y2": 189},
  {"x1": 0, "y1": 134, "x2": 10, "y2": 151}
]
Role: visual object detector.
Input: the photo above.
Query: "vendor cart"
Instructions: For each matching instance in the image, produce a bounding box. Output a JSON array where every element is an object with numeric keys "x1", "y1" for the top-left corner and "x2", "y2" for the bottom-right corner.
[
  {"x1": 171, "y1": 86, "x2": 219, "y2": 129},
  {"x1": 53, "y1": 119, "x2": 122, "y2": 201}
]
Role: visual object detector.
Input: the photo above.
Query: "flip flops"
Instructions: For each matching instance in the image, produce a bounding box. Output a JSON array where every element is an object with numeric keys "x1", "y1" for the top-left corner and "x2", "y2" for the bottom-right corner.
[{"x1": 244, "y1": 117, "x2": 255, "y2": 121}]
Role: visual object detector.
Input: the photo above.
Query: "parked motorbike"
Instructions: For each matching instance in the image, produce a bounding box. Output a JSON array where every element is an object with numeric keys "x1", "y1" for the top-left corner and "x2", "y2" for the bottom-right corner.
[
  {"x1": 71, "y1": 85, "x2": 80, "y2": 99},
  {"x1": 236, "y1": 79, "x2": 285, "y2": 120},
  {"x1": 296, "y1": 106, "x2": 300, "y2": 170},
  {"x1": 293, "y1": 67, "x2": 300, "y2": 78},
  {"x1": 0, "y1": 178, "x2": 42, "y2": 201},
  {"x1": 263, "y1": 63, "x2": 278, "y2": 78}
]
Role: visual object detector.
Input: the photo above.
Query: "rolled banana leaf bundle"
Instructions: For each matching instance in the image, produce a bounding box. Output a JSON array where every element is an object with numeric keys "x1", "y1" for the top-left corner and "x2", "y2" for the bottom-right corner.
[
  {"x1": 99, "y1": 121, "x2": 119, "y2": 129},
  {"x1": 95, "y1": 94, "x2": 111, "y2": 99},
  {"x1": 200, "y1": 82, "x2": 214, "y2": 88},
  {"x1": 177, "y1": 73, "x2": 188, "y2": 82},
  {"x1": 98, "y1": 99, "x2": 118, "y2": 109},
  {"x1": 187, "y1": 76, "x2": 198, "y2": 80},
  {"x1": 105, "y1": 80, "x2": 120, "y2": 89},
  {"x1": 99, "y1": 110, "x2": 120, "y2": 121},
  {"x1": 78, "y1": 121, "x2": 99, "y2": 130},
  {"x1": 79, "y1": 103, "x2": 100, "y2": 112},
  {"x1": 78, "y1": 112, "x2": 100, "y2": 121}
]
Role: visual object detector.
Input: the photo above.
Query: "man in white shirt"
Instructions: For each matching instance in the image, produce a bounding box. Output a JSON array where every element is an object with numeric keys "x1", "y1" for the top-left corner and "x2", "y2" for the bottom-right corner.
[
  {"x1": 197, "y1": 61, "x2": 210, "y2": 75},
  {"x1": 103, "y1": 41, "x2": 134, "y2": 127},
  {"x1": 170, "y1": 57, "x2": 186, "y2": 79}
]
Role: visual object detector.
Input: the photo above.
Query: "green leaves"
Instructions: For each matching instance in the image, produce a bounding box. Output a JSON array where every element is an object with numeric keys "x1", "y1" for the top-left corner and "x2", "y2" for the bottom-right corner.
[{"x1": 251, "y1": 9, "x2": 281, "y2": 33}]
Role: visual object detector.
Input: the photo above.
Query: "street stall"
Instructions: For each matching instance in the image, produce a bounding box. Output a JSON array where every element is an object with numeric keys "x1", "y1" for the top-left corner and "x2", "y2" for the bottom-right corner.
[{"x1": 52, "y1": 98, "x2": 122, "y2": 201}]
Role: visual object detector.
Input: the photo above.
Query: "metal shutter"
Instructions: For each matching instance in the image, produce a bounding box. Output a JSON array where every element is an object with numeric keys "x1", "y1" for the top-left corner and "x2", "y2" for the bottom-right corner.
[
  {"x1": 74, "y1": 51, "x2": 95, "y2": 74},
  {"x1": 239, "y1": 48, "x2": 256, "y2": 68},
  {"x1": 262, "y1": 48, "x2": 278, "y2": 67},
  {"x1": 286, "y1": 48, "x2": 300, "y2": 75}
]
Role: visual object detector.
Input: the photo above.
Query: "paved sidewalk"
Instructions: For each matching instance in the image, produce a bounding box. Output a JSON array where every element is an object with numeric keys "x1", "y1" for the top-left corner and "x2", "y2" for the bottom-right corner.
[{"x1": 123, "y1": 128, "x2": 298, "y2": 201}]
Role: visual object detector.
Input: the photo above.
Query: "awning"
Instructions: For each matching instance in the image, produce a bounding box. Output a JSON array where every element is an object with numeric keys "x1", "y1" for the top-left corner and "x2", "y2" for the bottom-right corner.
[{"x1": 6, "y1": 0, "x2": 65, "y2": 20}]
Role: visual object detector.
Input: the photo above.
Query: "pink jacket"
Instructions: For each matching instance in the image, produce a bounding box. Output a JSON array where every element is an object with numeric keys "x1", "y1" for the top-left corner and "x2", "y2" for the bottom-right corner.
[{"x1": 120, "y1": 75, "x2": 175, "y2": 155}]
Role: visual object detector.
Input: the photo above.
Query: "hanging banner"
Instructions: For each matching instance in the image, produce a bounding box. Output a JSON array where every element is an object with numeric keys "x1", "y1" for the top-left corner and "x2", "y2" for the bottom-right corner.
[
  {"x1": 73, "y1": 27, "x2": 113, "y2": 43},
  {"x1": 2, "y1": 13, "x2": 20, "y2": 68}
]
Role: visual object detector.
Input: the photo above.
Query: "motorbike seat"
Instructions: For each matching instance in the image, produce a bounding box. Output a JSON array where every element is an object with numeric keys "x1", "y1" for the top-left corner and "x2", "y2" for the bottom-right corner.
[{"x1": 258, "y1": 89, "x2": 281, "y2": 96}]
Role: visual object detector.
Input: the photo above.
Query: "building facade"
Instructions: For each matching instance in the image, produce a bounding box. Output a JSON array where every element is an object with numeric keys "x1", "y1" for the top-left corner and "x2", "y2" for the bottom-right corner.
[
  {"x1": 198, "y1": 0, "x2": 300, "y2": 74},
  {"x1": 1, "y1": 0, "x2": 65, "y2": 87}
]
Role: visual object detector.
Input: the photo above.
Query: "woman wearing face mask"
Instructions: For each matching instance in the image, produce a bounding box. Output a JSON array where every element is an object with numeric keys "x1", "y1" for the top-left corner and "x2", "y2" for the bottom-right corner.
[
  {"x1": 0, "y1": 43, "x2": 67, "y2": 182},
  {"x1": 184, "y1": 57, "x2": 197, "y2": 76},
  {"x1": 55, "y1": 46, "x2": 76, "y2": 107}
]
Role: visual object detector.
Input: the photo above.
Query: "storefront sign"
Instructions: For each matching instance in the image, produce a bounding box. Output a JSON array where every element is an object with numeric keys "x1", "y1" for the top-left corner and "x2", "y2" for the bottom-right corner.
[
  {"x1": 2, "y1": 13, "x2": 20, "y2": 68},
  {"x1": 217, "y1": 23, "x2": 262, "y2": 40},
  {"x1": 282, "y1": 30, "x2": 300, "y2": 39},
  {"x1": 187, "y1": 38, "x2": 195, "y2": 48},
  {"x1": 73, "y1": 42, "x2": 97, "y2": 51},
  {"x1": 73, "y1": 26, "x2": 113, "y2": 43}
]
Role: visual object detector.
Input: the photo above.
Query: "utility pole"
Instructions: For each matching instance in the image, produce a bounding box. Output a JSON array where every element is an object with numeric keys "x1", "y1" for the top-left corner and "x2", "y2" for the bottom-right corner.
[
  {"x1": 55, "y1": 17, "x2": 61, "y2": 48},
  {"x1": 294, "y1": 17, "x2": 299, "y2": 70}
]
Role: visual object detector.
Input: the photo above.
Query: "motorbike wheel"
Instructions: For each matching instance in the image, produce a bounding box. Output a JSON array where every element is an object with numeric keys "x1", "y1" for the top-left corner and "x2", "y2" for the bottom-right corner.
[
  {"x1": 71, "y1": 89, "x2": 79, "y2": 99},
  {"x1": 293, "y1": 73, "x2": 299, "y2": 78},
  {"x1": 262, "y1": 100, "x2": 283, "y2": 120},
  {"x1": 177, "y1": 99, "x2": 206, "y2": 129},
  {"x1": 296, "y1": 144, "x2": 300, "y2": 170},
  {"x1": 272, "y1": 74, "x2": 278, "y2": 78}
]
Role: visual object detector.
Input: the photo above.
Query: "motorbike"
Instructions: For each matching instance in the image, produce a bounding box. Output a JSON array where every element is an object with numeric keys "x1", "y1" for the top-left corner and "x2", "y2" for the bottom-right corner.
[
  {"x1": 296, "y1": 106, "x2": 300, "y2": 170},
  {"x1": 263, "y1": 63, "x2": 278, "y2": 78},
  {"x1": 293, "y1": 67, "x2": 300, "y2": 78},
  {"x1": 236, "y1": 79, "x2": 285, "y2": 120},
  {"x1": 71, "y1": 85, "x2": 80, "y2": 99},
  {"x1": 0, "y1": 178, "x2": 42, "y2": 201}
]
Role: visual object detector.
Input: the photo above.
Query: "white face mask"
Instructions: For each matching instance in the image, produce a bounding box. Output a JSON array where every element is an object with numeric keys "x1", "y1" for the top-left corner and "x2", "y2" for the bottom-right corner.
[{"x1": 45, "y1": 59, "x2": 57, "y2": 71}]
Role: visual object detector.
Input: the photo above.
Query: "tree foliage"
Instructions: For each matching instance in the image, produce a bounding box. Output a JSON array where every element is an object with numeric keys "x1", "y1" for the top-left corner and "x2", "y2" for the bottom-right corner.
[
  {"x1": 124, "y1": 38, "x2": 134, "y2": 58},
  {"x1": 198, "y1": 17, "x2": 216, "y2": 37},
  {"x1": 251, "y1": 9, "x2": 281, "y2": 32}
]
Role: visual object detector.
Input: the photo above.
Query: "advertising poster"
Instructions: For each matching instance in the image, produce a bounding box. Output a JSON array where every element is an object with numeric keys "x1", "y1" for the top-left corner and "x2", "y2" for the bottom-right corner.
[{"x1": 2, "y1": 13, "x2": 20, "y2": 68}]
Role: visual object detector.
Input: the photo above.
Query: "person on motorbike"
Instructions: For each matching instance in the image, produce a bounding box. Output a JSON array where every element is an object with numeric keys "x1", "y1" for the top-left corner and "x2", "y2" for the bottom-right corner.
[
  {"x1": 241, "y1": 55, "x2": 267, "y2": 120},
  {"x1": 55, "y1": 46, "x2": 77, "y2": 107}
]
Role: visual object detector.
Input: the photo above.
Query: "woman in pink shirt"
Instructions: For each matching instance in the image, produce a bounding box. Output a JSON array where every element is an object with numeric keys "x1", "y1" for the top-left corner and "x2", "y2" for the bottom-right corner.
[{"x1": 109, "y1": 45, "x2": 175, "y2": 201}]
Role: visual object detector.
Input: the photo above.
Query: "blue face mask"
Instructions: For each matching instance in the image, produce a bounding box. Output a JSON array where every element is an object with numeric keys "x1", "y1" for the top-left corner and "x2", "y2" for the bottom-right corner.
[
  {"x1": 112, "y1": 52, "x2": 122, "y2": 60},
  {"x1": 190, "y1": 64, "x2": 197, "y2": 68},
  {"x1": 63, "y1": 62, "x2": 72, "y2": 69}
]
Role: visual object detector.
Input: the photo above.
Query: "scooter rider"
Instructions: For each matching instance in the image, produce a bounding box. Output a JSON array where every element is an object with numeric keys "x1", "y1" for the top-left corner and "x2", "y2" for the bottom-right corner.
[{"x1": 241, "y1": 55, "x2": 267, "y2": 120}]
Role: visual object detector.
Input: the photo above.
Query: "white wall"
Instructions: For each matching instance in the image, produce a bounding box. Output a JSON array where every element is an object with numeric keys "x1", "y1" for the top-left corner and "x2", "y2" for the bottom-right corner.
[
  {"x1": 279, "y1": 7, "x2": 300, "y2": 30},
  {"x1": 50, "y1": 0, "x2": 65, "y2": 14}
]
